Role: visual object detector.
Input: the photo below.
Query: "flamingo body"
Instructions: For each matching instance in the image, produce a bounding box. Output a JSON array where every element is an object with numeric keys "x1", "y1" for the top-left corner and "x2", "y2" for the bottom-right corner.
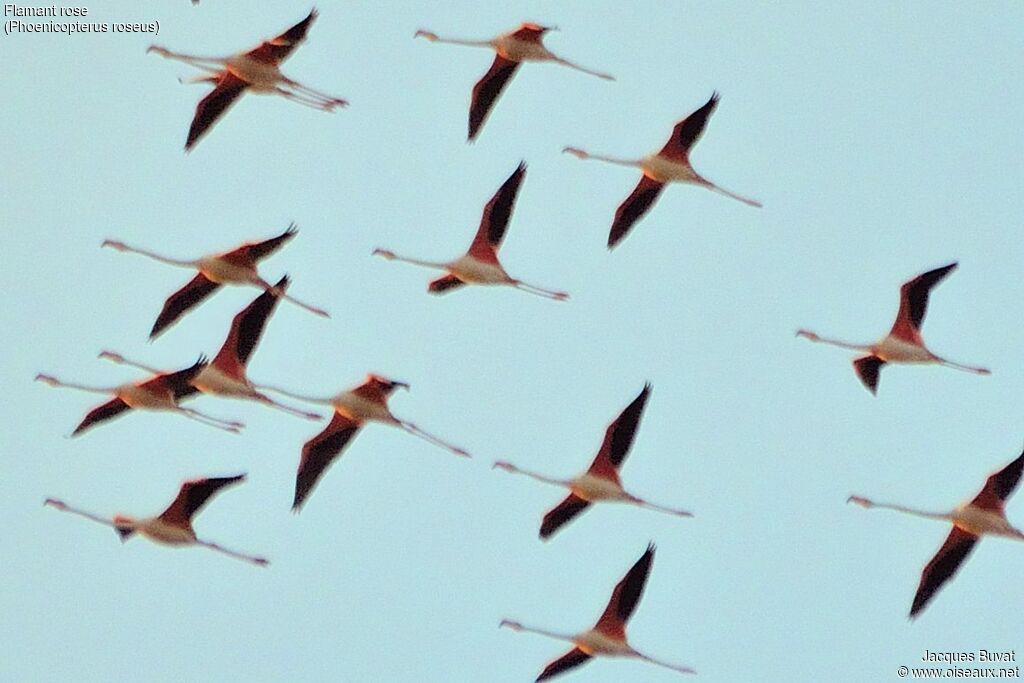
[
  {"x1": 492, "y1": 33, "x2": 554, "y2": 62},
  {"x1": 196, "y1": 255, "x2": 259, "y2": 284},
  {"x1": 416, "y1": 23, "x2": 612, "y2": 140},
  {"x1": 575, "y1": 629, "x2": 634, "y2": 656},
  {"x1": 872, "y1": 334, "x2": 938, "y2": 363},
  {"x1": 849, "y1": 448, "x2": 1024, "y2": 617},
  {"x1": 797, "y1": 262, "x2": 990, "y2": 393},
  {"x1": 119, "y1": 516, "x2": 197, "y2": 545},
  {"x1": 951, "y1": 504, "x2": 1019, "y2": 538},
  {"x1": 374, "y1": 163, "x2": 567, "y2": 300},
  {"x1": 446, "y1": 253, "x2": 510, "y2": 284},
  {"x1": 494, "y1": 384, "x2": 693, "y2": 540},
  {"x1": 46, "y1": 475, "x2": 268, "y2": 566},
  {"x1": 569, "y1": 473, "x2": 626, "y2": 501},
  {"x1": 149, "y1": 10, "x2": 347, "y2": 150},
  {"x1": 502, "y1": 544, "x2": 696, "y2": 679},
  {"x1": 327, "y1": 389, "x2": 397, "y2": 423},
  {"x1": 640, "y1": 154, "x2": 699, "y2": 184},
  {"x1": 191, "y1": 364, "x2": 253, "y2": 397},
  {"x1": 564, "y1": 92, "x2": 761, "y2": 249},
  {"x1": 266, "y1": 375, "x2": 469, "y2": 511},
  {"x1": 113, "y1": 382, "x2": 180, "y2": 410}
]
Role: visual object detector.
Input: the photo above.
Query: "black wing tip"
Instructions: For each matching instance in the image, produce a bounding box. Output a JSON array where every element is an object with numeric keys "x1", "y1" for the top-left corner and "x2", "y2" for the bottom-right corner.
[
  {"x1": 275, "y1": 274, "x2": 291, "y2": 289},
  {"x1": 607, "y1": 229, "x2": 625, "y2": 250}
]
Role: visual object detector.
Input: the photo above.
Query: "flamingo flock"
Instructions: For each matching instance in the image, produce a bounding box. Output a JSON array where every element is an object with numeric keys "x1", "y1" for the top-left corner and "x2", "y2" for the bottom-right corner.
[{"x1": 30, "y1": 7, "x2": 1016, "y2": 683}]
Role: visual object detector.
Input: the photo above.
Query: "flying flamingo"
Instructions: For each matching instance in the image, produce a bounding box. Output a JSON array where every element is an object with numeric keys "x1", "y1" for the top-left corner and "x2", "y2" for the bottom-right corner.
[
  {"x1": 373, "y1": 163, "x2": 568, "y2": 300},
  {"x1": 796, "y1": 262, "x2": 990, "y2": 394},
  {"x1": 501, "y1": 544, "x2": 695, "y2": 679},
  {"x1": 35, "y1": 356, "x2": 244, "y2": 436},
  {"x1": 148, "y1": 9, "x2": 348, "y2": 150},
  {"x1": 102, "y1": 224, "x2": 329, "y2": 339},
  {"x1": 45, "y1": 474, "x2": 268, "y2": 567},
  {"x1": 563, "y1": 92, "x2": 762, "y2": 249},
  {"x1": 414, "y1": 22, "x2": 613, "y2": 141},
  {"x1": 849, "y1": 448, "x2": 1024, "y2": 617},
  {"x1": 494, "y1": 384, "x2": 692, "y2": 539},
  {"x1": 98, "y1": 277, "x2": 320, "y2": 421},
  {"x1": 259, "y1": 375, "x2": 471, "y2": 510}
]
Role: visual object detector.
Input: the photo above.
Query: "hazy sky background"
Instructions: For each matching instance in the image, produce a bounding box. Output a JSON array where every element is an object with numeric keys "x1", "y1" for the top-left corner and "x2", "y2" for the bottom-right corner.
[{"x1": 3, "y1": 2, "x2": 1023, "y2": 681}]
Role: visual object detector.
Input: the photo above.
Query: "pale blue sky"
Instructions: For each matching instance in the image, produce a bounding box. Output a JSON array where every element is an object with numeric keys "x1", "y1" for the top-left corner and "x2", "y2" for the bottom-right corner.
[{"x1": 3, "y1": 2, "x2": 1023, "y2": 682}]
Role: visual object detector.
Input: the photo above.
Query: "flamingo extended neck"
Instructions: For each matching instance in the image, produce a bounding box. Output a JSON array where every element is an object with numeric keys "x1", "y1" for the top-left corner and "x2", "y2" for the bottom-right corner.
[
  {"x1": 796, "y1": 330, "x2": 873, "y2": 353},
  {"x1": 44, "y1": 498, "x2": 118, "y2": 529},
  {"x1": 35, "y1": 375, "x2": 117, "y2": 395},
  {"x1": 847, "y1": 496, "x2": 952, "y2": 523},
  {"x1": 563, "y1": 148, "x2": 643, "y2": 169},
  {"x1": 98, "y1": 351, "x2": 161, "y2": 375},
  {"x1": 414, "y1": 30, "x2": 494, "y2": 49},
  {"x1": 373, "y1": 248, "x2": 452, "y2": 272},
  {"x1": 147, "y1": 46, "x2": 229, "y2": 69},
  {"x1": 493, "y1": 461, "x2": 570, "y2": 489},
  {"x1": 102, "y1": 240, "x2": 196, "y2": 269},
  {"x1": 499, "y1": 619, "x2": 576, "y2": 645}
]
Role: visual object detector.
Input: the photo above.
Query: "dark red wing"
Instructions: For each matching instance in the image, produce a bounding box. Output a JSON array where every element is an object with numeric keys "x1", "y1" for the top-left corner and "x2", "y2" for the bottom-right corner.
[
  {"x1": 852, "y1": 355, "x2": 885, "y2": 395},
  {"x1": 608, "y1": 175, "x2": 664, "y2": 249},
  {"x1": 596, "y1": 543, "x2": 655, "y2": 630},
  {"x1": 970, "y1": 449, "x2": 1024, "y2": 512},
  {"x1": 658, "y1": 92, "x2": 720, "y2": 161},
  {"x1": 224, "y1": 224, "x2": 298, "y2": 263},
  {"x1": 143, "y1": 356, "x2": 207, "y2": 399},
  {"x1": 213, "y1": 276, "x2": 287, "y2": 373},
  {"x1": 469, "y1": 55, "x2": 520, "y2": 141},
  {"x1": 589, "y1": 384, "x2": 651, "y2": 472},
  {"x1": 245, "y1": 9, "x2": 317, "y2": 64},
  {"x1": 510, "y1": 24, "x2": 548, "y2": 42},
  {"x1": 470, "y1": 162, "x2": 526, "y2": 254},
  {"x1": 539, "y1": 494, "x2": 590, "y2": 540},
  {"x1": 536, "y1": 648, "x2": 592, "y2": 682},
  {"x1": 71, "y1": 398, "x2": 131, "y2": 436},
  {"x1": 892, "y1": 262, "x2": 958, "y2": 336},
  {"x1": 428, "y1": 274, "x2": 467, "y2": 294},
  {"x1": 185, "y1": 72, "x2": 248, "y2": 151},
  {"x1": 151, "y1": 273, "x2": 221, "y2": 339},
  {"x1": 160, "y1": 474, "x2": 246, "y2": 525},
  {"x1": 910, "y1": 527, "x2": 978, "y2": 618},
  {"x1": 293, "y1": 412, "x2": 361, "y2": 511}
]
